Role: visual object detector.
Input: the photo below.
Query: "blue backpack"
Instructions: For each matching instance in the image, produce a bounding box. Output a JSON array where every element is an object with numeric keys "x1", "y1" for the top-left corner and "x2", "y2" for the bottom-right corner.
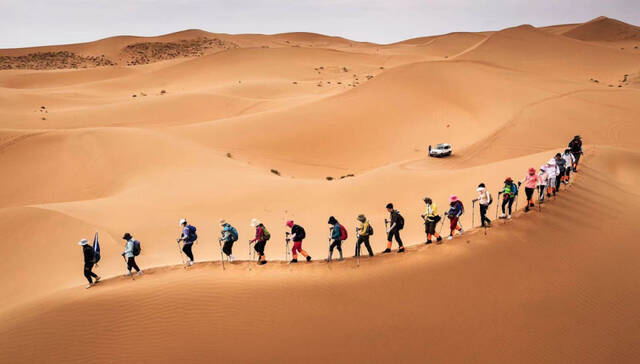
[
  {"x1": 187, "y1": 225, "x2": 198, "y2": 242},
  {"x1": 228, "y1": 226, "x2": 239, "y2": 242}
]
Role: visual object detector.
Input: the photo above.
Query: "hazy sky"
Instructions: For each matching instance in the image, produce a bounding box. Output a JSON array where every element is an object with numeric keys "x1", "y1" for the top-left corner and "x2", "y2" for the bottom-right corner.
[{"x1": 1, "y1": 0, "x2": 638, "y2": 48}]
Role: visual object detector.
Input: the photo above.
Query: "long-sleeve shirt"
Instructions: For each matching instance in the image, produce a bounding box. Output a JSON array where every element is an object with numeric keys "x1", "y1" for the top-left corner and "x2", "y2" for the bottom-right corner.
[
  {"x1": 538, "y1": 170, "x2": 549, "y2": 186},
  {"x1": 476, "y1": 189, "x2": 491, "y2": 205},
  {"x1": 389, "y1": 210, "x2": 401, "y2": 230},
  {"x1": 562, "y1": 152, "x2": 575, "y2": 167},
  {"x1": 82, "y1": 245, "x2": 94, "y2": 264},
  {"x1": 520, "y1": 174, "x2": 539, "y2": 189},
  {"x1": 181, "y1": 226, "x2": 191, "y2": 242},
  {"x1": 124, "y1": 239, "x2": 135, "y2": 258},
  {"x1": 290, "y1": 224, "x2": 305, "y2": 242},
  {"x1": 252, "y1": 225, "x2": 264, "y2": 243}
]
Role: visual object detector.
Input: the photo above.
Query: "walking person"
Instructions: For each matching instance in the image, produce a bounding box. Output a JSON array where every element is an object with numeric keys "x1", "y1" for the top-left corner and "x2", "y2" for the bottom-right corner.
[
  {"x1": 545, "y1": 159, "x2": 559, "y2": 197},
  {"x1": 383, "y1": 203, "x2": 405, "y2": 253},
  {"x1": 421, "y1": 197, "x2": 442, "y2": 244},
  {"x1": 568, "y1": 135, "x2": 583, "y2": 172},
  {"x1": 518, "y1": 168, "x2": 539, "y2": 212},
  {"x1": 219, "y1": 220, "x2": 238, "y2": 262},
  {"x1": 121, "y1": 233, "x2": 143, "y2": 276},
  {"x1": 250, "y1": 218, "x2": 269, "y2": 265},
  {"x1": 538, "y1": 166, "x2": 549, "y2": 204},
  {"x1": 562, "y1": 148, "x2": 575, "y2": 184},
  {"x1": 79, "y1": 238, "x2": 100, "y2": 289},
  {"x1": 286, "y1": 220, "x2": 312, "y2": 263},
  {"x1": 554, "y1": 153, "x2": 567, "y2": 191},
  {"x1": 326, "y1": 216, "x2": 345, "y2": 262},
  {"x1": 355, "y1": 214, "x2": 374, "y2": 257},
  {"x1": 177, "y1": 218, "x2": 197, "y2": 266},
  {"x1": 446, "y1": 195, "x2": 464, "y2": 240},
  {"x1": 472, "y1": 184, "x2": 492, "y2": 227},
  {"x1": 499, "y1": 178, "x2": 517, "y2": 219}
]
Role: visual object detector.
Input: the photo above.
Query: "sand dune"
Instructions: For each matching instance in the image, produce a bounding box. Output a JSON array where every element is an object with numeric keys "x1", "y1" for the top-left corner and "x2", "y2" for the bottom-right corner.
[{"x1": 1, "y1": 16, "x2": 640, "y2": 364}]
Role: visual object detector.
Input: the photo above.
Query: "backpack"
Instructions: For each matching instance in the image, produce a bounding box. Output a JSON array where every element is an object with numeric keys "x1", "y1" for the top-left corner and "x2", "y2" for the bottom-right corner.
[
  {"x1": 457, "y1": 200, "x2": 465, "y2": 215},
  {"x1": 366, "y1": 223, "x2": 374, "y2": 235},
  {"x1": 262, "y1": 226, "x2": 271, "y2": 241},
  {"x1": 512, "y1": 183, "x2": 518, "y2": 196},
  {"x1": 338, "y1": 224, "x2": 348, "y2": 240},
  {"x1": 92, "y1": 233, "x2": 101, "y2": 264},
  {"x1": 396, "y1": 213, "x2": 405, "y2": 230},
  {"x1": 132, "y1": 240, "x2": 141, "y2": 256},
  {"x1": 228, "y1": 226, "x2": 239, "y2": 242},
  {"x1": 295, "y1": 226, "x2": 306, "y2": 240},
  {"x1": 187, "y1": 225, "x2": 197, "y2": 242}
]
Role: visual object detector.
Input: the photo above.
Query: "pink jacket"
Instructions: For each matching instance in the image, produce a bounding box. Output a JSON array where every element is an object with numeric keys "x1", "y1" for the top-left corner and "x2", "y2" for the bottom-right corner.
[{"x1": 521, "y1": 174, "x2": 539, "y2": 189}]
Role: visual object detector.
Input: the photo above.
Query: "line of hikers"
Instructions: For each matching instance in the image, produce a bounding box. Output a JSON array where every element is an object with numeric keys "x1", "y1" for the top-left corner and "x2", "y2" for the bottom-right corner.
[{"x1": 79, "y1": 137, "x2": 583, "y2": 288}]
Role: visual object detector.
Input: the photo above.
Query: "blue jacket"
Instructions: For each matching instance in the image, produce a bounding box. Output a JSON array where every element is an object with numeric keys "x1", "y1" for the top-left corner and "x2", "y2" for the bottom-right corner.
[{"x1": 331, "y1": 223, "x2": 341, "y2": 240}]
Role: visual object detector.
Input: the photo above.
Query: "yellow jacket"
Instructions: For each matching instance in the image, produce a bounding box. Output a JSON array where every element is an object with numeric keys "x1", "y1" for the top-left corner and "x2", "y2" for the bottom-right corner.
[
  {"x1": 358, "y1": 220, "x2": 370, "y2": 236},
  {"x1": 424, "y1": 203, "x2": 438, "y2": 221}
]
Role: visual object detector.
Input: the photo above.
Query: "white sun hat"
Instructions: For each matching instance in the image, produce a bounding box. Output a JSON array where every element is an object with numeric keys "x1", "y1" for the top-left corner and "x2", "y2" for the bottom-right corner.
[
  {"x1": 179, "y1": 218, "x2": 186, "y2": 225},
  {"x1": 78, "y1": 238, "x2": 89, "y2": 246},
  {"x1": 250, "y1": 218, "x2": 261, "y2": 227}
]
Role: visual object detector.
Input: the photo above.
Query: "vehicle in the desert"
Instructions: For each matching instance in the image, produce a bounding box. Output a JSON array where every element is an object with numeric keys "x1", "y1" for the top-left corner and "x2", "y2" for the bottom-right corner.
[{"x1": 428, "y1": 143, "x2": 452, "y2": 157}]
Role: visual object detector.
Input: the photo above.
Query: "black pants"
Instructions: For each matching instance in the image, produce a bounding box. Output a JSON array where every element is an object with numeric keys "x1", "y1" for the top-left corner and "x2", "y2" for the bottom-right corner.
[
  {"x1": 424, "y1": 219, "x2": 437, "y2": 234},
  {"x1": 502, "y1": 196, "x2": 514, "y2": 214},
  {"x1": 223, "y1": 240, "x2": 234, "y2": 256},
  {"x1": 182, "y1": 243, "x2": 194, "y2": 261},
  {"x1": 387, "y1": 228, "x2": 403, "y2": 247},
  {"x1": 572, "y1": 152, "x2": 581, "y2": 170},
  {"x1": 329, "y1": 239, "x2": 342, "y2": 253},
  {"x1": 84, "y1": 262, "x2": 98, "y2": 284},
  {"x1": 254, "y1": 240, "x2": 266, "y2": 257},
  {"x1": 479, "y1": 204, "x2": 491, "y2": 226},
  {"x1": 538, "y1": 185, "x2": 546, "y2": 201},
  {"x1": 127, "y1": 257, "x2": 140, "y2": 272},
  {"x1": 525, "y1": 187, "x2": 534, "y2": 201},
  {"x1": 556, "y1": 171, "x2": 564, "y2": 191},
  {"x1": 356, "y1": 235, "x2": 374, "y2": 256}
]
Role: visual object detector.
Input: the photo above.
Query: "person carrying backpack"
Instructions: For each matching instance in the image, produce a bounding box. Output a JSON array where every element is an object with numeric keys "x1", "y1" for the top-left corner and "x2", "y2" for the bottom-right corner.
[
  {"x1": 545, "y1": 159, "x2": 559, "y2": 197},
  {"x1": 554, "y1": 153, "x2": 567, "y2": 192},
  {"x1": 287, "y1": 220, "x2": 311, "y2": 263},
  {"x1": 518, "y1": 168, "x2": 539, "y2": 212},
  {"x1": 79, "y1": 238, "x2": 100, "y2": 289},
  {"x1": 446, "y1": 195, "x2": 464, "y2": 240},
  {"x1": 384, "y1": 203, "x2": 405, "y2": 253},
  {"x1": 472, "y1": 184, "x2": 492, "y2": 227},
  {"x1": 250, "y1": 218, "x2": 269, "y2": 265},
  {"x1": 177, "y1": 218, "x2": 197, "y2": 266},
  {"x1": 121, "y1": 232, "x2": 143, "y2": 276},
  {"x1": 219, "y1": 219, "x2": 238, "y2": 262},
  {"x1": 537, "y1": 166, "x2": 549, "y2": 203},
  {"x1": 499, "y1": 178, "x2": 517, "y2": 219},
  {"x1": 326, "y1": 216, "x2": 347, "y2": 262},
  {"x1": 355, "y1": 214, "x2": 374, "y2": 257},
  {"x1": 568, "y1": 135, "x2": 583, "y2": 172},
  {"x1": 421, "y1": 197, "x2": 442, "y2": 244},
  {"x1": 562, "y1": 148, "x2": 575, "y2": 184}
]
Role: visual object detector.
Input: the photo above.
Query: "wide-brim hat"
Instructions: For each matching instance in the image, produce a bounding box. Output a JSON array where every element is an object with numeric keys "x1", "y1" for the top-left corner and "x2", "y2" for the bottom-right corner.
[
  {"x1": 357, "y1": 214, "x2": 366, "y2": 222},
  {"x1": 78, "y1": 238, "x2": 89, "y2": 246},
  {"x1": 179, "y1": 218, "x2": 186, "y2": 225},
  {"x1": 219, "y1": 219, "x2": 227, "y2": 226},
  {"x1": 250, "y1": 218, "x2": 261, "y2": 227},
  {"x1": 449, "y1": 195, "x2": 458, "y2": 203},
  {"x1": 122, "y1": 233, "x2": 132, "y2": 240},
  {"x1": 286, "y1": 220, "x2": 294, "y2": 228}
]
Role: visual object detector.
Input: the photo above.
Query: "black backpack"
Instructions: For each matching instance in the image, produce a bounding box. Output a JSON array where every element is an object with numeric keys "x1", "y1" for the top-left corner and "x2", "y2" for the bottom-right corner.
[
  {"x1": 366, "y1": 223, "x2": 374, "y2": 235},
  {"x1": 187, "y1": 225, "x2": 198, "y2": 242},
  {"x1": 295, "y1": 225, "x2": 306, "y2": 240},
  {"x1": 132, "y1": 240, "x2": 141, "y2": 256},
  {"x1": 396, "y1": 213, "x2": 405, "y2": 230}
]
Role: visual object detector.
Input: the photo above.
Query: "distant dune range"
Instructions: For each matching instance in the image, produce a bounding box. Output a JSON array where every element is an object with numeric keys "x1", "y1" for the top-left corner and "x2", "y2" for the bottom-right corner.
[{"x1": 1, "y1": 16, "x2": 640, "y2": 364}]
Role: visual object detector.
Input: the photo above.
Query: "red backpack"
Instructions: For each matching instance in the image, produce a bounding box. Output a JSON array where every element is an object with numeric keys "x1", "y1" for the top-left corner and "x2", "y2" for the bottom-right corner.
[{"x1": 339, "y1": 224, "x2": 348, "y2": 240}]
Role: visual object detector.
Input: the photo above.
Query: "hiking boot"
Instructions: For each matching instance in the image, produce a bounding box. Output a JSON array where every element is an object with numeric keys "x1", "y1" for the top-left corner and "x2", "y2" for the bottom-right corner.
[
  {"x1": 499, "y1": 213, "x2": 506, "y2": 218},
  {"x1": 425, "y1": 240, "x2": 432, "y2": 245},
  {"x1": 94, "y1": 276, "x2": 101, "y2": 283},
  {"x1": 85, "y1": 283, "x2": 93, "y2": 289},
  {"x1": 259, "y1": 260, "x2": 267, "y2": 265},
  {"x1": 188, "y1": 260, "x2": 194, "y2": 266},
  {"x1": 436, "y1": 236, "x2": 443, "y2": 242},
  {"x1": 459, "y1": 228, "x2": 464, "y2": 235},
  {"x1": 382, "y1": 248, "x2": 392, "y2": 253},
  {"x1": 136, "y1": 271, "x2": 144, "y2": 276},
  {"x1": 529, "y1": 203, "x2": 535, "y2": 207},
  {"x1": 290, "y1": 259, "x2": 298, "y2": 263},
  {"x1": 306, "y1": 256, "x2": 312, "y2": 262},
  {"x1": 507, "y1": 215, "x2": 512, "y2": 219},
  {"x1": 398, "y1": 247, "x2": 405, "y2": 253},
  {"x1": 229, "y1": 255, "x2": 235, "y2": 262},
  {"x1": 447, "y1": 235, "x2": 453, "y2": 241},
  {"x1": 525, "y1": 206, "x2": 530, "y2": 212}
]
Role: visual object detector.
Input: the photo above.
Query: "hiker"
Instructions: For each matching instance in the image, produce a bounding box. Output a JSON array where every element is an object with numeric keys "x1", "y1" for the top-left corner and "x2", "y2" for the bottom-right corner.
[
  {"x1": 121, "y1": 233, "x2": 142, "y2": 276},
  {"x1": 326, "y1": 216, "x2": 346, "y2": 261},
  {"x1": 421, "y1": 197, "x2": 442, "y2": 244},
  {"x1": 537, "y1": 166, "x2": 549, "y2": 203},
  {"x1": 518, "y1": 168, "x2": 539, "y2": 212},
  {"x1": 384, "y1": 203, "x2": 405, "y2": 253},
  {"x1": 177, "y1": 218, "x2": 197, "y2": 266},
  {"x1": 545, "y1": 159, "x2": 559, "y2": 197},
  {"x1": 472, "y1": 184, "x2": 492, "y2": 227},
  {"x1": 219, "y1": 219, "x2": 238, "y2": 262},
  {"x1": 355, "y1": 214, "x2": 374, "y2": 257},
  {"x1": 554, "y1": 153, "x2": 567, "y2": 191},
  {"x1": 561, "y1": 148, "x2": 575, "y2": 184},
  {"x1": 286, "y1": 220, "x2": 311, "y2": 263},
  {"x1": 250, "y1": 218, "x2": 269, "y2": 265},
  {"x1": 500, "y1": 177, "x2": 518, "y2": 219},
  {"x1": 568, "y1": 135, "x2": 583, "y2": 171},
  {"x1": 445, "y1": 195, "x2": 464, "y2": 240},
  {"x1": 79, "y1": 238, "x2": 100, "y2": 289}
]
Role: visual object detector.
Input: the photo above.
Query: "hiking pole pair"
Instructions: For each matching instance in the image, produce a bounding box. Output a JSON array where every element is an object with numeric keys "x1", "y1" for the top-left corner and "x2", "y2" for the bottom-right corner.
[{"x1": 176, "y1": 238, "x2": 187, "y2": 270}]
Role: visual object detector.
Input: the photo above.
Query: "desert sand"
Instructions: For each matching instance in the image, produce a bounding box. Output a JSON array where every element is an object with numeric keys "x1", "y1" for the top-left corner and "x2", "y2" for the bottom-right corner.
[{"x1": 1, "y1": 16, "x2": 640, "y2": 363}]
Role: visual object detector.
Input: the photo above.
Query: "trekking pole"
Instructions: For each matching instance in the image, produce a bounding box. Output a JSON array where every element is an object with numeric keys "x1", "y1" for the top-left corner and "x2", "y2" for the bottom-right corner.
[
  {"x1": 176, "y1": 239, "x2": 187, "y2": 269},
  {"x1": 248, "y1": 240, "x2": 253, "y2": 271},
  {"x1": 355, "y1": 228, "x2": 360, "y2": 268},
  {"x1": 218, "y1": 238, "x2": 225, "y2": 271},
  {"x1": 327, "y1": 228, "x2": 332, "y2": 263},
  {"x1": 471, "y1": 200, "x2": 476, "y2": 229},
  {"x1": 515, "y1": 193, "x2": 519, "y2": 214},
  {"x1": 495, "y1": 191, "x2": 503, "y2": 220}
]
